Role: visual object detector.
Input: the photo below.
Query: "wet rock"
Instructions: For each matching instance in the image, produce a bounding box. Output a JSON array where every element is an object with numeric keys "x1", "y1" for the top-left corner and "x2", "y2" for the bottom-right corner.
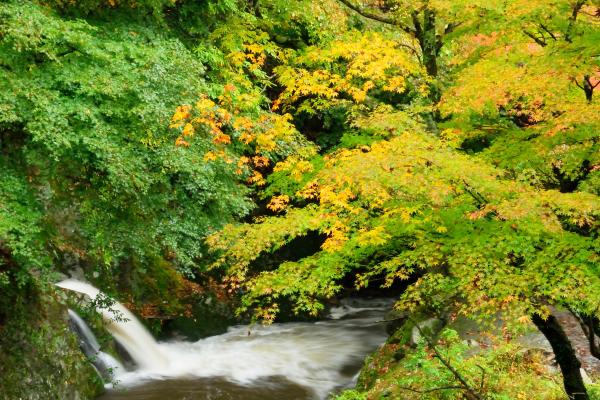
[
  {"x1": 384, "y1": 309, "x2": 408, "y2": 335},
  {"x1": 448, "y1": 315, "x2": 496, "y2": 342},
  {"x1": 410, "y1": 318, "x2": 444, "y2": 346},
  {"x1": 162, "y1": 293, "x2": 237, "y2": 341},
  {"x1": 0, "y1": 287, "x2": 104, "y2": 400},
  {"x1": 516, "y1": 332, "x2": 553, "y2": 353}
]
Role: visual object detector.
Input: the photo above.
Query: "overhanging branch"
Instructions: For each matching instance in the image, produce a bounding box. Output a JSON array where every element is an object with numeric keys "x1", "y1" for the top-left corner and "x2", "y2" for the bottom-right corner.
[
  {"x1": 523, "y1": 30, "x2": 547, "y2": 47},
  {"x1": 336, "y1": 0, "x2": 413, "y2": 33},
  {"x1": 565, "y1": 0, "x2": 587, "y2": 43}
]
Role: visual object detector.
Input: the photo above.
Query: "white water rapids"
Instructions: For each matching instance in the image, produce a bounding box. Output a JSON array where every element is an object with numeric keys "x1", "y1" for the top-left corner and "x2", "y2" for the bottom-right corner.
[{"x1": 58, "y1": 279, "x2": 392, "y2": 400}]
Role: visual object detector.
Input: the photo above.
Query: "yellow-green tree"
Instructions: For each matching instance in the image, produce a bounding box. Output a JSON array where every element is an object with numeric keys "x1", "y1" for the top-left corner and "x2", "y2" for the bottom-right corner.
[{"x1": 202, "y1": 3, "x2": 600, "y2": 398}]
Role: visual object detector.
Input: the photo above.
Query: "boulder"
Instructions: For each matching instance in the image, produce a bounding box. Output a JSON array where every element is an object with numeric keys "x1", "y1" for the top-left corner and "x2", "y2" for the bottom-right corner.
[{"x1": 410, "y1": 318, "x2": 445, "y2": 347}]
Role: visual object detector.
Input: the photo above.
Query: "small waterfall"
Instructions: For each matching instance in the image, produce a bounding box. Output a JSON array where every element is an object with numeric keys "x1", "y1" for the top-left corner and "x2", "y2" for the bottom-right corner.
[
  {"x1": 58, "y1": 279, "x2": 169, "y2": 370},
  {"x1": 96, "y1": 298, "x2": 390, "y2": 399},
  {"x1": 67, "y1": 309, "x2": 124, "y2": 380},
  {"x1": 68, "y1": 309, "x2": 101, "y2": 356},
  {"x1": 95, "y1": 352, "x2": 125, "y2": 377},
  {"x1": 59, "y1": 279, "x2": 391, "y2": 400}
]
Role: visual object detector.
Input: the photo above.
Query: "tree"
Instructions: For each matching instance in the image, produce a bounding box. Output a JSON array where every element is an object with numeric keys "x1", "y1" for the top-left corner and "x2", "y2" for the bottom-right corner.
[
  {"x1": 0, "y1": 0, "x2": 253, "y2": 314},
  {"x1": 204, "y1": 2, "x2": 600, "y2": 398},
  {"x1": 335, "y1": 0, "x2": 493, "y2": 78},
  {"x1": 208, "y1": 128, "x2": 599, "y2": 398}
]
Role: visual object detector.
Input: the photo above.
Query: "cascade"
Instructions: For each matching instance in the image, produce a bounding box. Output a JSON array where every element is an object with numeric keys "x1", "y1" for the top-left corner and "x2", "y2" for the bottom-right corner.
[
  {"x1": 67, "y1": 309, "x2": 124, "y2": 380},
  {"x1": 58, "y1": 279, "x2": 169, "y2": 370},
  {"x1": 59, "y1": 279, "x2": 390, "y2": 399}
]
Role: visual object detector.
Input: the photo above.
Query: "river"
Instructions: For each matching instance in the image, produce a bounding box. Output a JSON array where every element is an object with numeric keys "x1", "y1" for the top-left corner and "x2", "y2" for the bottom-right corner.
[{"x1": 57, "y1": 279, "x2": 391, "y2": 400}]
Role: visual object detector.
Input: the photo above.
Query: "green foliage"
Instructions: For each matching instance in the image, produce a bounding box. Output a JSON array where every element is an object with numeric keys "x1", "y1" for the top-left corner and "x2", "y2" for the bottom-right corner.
[
  {"x1": 588, "y1": 383, "x2": 600, "y2": 400},
  {"x1": 0, "y1": 283, "x2": 103, "y2": 400},
  {"x1": 334, "y1": 390, "x2": 367, "y2": 400},
  {"x1": 201, "y1": 2, "x2": 600, "y2": 396},
  {"x1": 263, "y1": 154, "x2": 325, "y2": 199},
  {"x1": 337, "y1": 328, "x2": 564, "y2": 400},
  {"x1": 273, "y1": 30, "x2": 427, "y2": 115},
  {"x1": 257, "y1": 0, "x2": 349, "y2": 46},
  {"x1": 0, "y1": 1, "x2": 271, "y2": 394},
  {"x1": 441, "y1": 0, "x2": 600, "y2": 192},
  {"x1": 0, "y1": 166, "x2": 48, "y2": 287},
  {"x1": 45, "y1": 0, "x2": 177, "y2": 17},
  {"x1": 1, "y1": 0, "x2": 600, "y2": 397},
  {"x1": 0, "y1": 1, "x2": 252, "y2": 281},
  {"x1": 209, "y1": 127, "x2": 600, "y2": 321}
]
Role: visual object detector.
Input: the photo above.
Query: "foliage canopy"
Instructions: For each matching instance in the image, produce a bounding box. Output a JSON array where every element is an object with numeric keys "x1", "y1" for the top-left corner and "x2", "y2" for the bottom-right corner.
[{"x1": 1, "y1": 0, "x2": 599, "y2": 398}]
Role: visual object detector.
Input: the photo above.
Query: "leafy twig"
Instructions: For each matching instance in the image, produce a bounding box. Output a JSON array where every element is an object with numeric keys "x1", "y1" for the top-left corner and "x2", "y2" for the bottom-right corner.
[{"x1": 411, "y1": 318, "x2": 486, "y2": 400}]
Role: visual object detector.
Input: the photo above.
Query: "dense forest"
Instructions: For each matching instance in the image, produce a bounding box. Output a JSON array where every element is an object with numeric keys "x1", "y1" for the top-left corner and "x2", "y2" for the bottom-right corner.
[{"x1": 0, "y1": 0, "x2": 599, "y2": 399}]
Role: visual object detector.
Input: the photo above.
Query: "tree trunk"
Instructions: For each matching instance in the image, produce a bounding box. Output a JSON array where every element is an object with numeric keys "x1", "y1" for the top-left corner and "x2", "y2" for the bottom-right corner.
[
  {"x1": 532, "y1": 313, "x2": 589, "y2": 400},
  {"x1": 420, "y1": 8, "x2": 438, "y2": 78},
  {"x1": 411, "y1": 7, "x2": 440, "y2": 134},
  {"x1": 583, "y1": 76, "x2": 594, "y2": 103},
  {"x1": 248, "y1": 0, "x2": 262, "y2": 18},
  {"x1": 565, "y1": 0, "x2": 587, "y2": 43}
]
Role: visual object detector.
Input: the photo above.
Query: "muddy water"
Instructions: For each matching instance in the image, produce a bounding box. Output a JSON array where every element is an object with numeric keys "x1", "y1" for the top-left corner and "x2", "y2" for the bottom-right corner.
[{"x1": 99, "y1": 377, "x2": 313, "y2": 400}]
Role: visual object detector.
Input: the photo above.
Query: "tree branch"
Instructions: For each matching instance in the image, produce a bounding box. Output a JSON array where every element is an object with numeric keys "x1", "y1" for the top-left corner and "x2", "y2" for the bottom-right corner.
[
  {"x1": 411, "y1": 10, "x2": 423, "y2": 39},
  {"x1": 399, "y1": 385, "x2": 465, "y2": 394},
  {"x1": 436, "y1": 34, "x2": 444, "y2": 53},
  {"x1": 395, "y1": 42, "x2": 422, "y2": 62},
  {"x1": 565, "y1": 0, "x2": 587, "y2": 43},
  {"x1": 461, "y1": 180, "x2": 488, "y2": 206},
  {"x1": 476, "y1": 365, "x2": 487, "y2": 392},
  {"x1": 336, "y1": 0, "x2": 398, "y2": 26},
  {"x1": 444, "y1": 21, "x2": 464, "y2": 35},
  {"x1": 250, "y1": 0, "x2": 262, "y2": 18},
  {"x1": 539, "y1": 23, "x2": 557, "y2": 41},
  {"x1": 411, "y1": 319, "x2": 484, "y2": 400},
  {"x1": 523, "y1": 30, "x2": 547, "y2": 47}
]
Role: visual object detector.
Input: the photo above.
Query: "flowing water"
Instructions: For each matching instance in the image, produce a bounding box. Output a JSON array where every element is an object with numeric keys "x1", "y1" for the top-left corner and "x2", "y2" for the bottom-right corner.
[
  {"x1": 57, "y1": 279, "x2": 392, "y2": 400},
  {"x1": 58, "y1": 280, "x2": 169, "y2": 369},
  {"x1": 67, "y1": 309, "x2": 125, "y2": 379}
]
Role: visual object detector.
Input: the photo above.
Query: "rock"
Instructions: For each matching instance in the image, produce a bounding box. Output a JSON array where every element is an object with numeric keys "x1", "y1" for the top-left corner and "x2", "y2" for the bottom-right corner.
[
  {"x1": 0, "y1": 288, "x2": 104, "y2": 399},
  {"x1": 162, "y1": 294, "x2": 237, "y2": 341},
  {"x1": 393, "y1": 348, "x2": 406, "y2": 361},
  {"x1": 515, "y1": 332, "x2": 556, "y2": 364},
  {"x1": 581, "y1": 368, "x2": 593, "y2": 385},
  {"x1": 410, "y1": 318, "x2": 444, "y2": 346},
  {"x1": 516, "y1": 347, "x2": 555, "y2": 364},
  {"x1": 68, "y1": 266, "x2": 86, "y2": 281},
  {"x1": 384, "y1": 309, "x2": 408, "y2": 335},
  {"x1": 448, "y1": 315, "x2": 493, "y2": 341},
  {"x1": 463, "y1": 339, "x2": 480, "y2": 347}
]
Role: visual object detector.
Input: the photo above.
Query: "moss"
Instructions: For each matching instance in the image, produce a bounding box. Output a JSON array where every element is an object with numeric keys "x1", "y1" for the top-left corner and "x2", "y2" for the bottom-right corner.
[
  {"x1": 161, "y1": 292, "x2": 237, "y2": 341},
  {"x1": 338, "y1": 327, "x2": 565, "y2": 400},
  {"x1": 0, "y1": 282, "x2": 104, "y2": 400},
  {"x1": 386, "y1": 318, "x2": 413, "y2": 346}
]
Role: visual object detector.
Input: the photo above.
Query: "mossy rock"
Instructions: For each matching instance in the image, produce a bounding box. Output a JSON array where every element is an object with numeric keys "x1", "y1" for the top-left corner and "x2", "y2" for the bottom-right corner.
[
  {"x1": 161, "y1": 293, "x2": 237, "y2": 341},
  {"x1": 0, "y1": 283, "x2": 104, "y2": 400}
]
